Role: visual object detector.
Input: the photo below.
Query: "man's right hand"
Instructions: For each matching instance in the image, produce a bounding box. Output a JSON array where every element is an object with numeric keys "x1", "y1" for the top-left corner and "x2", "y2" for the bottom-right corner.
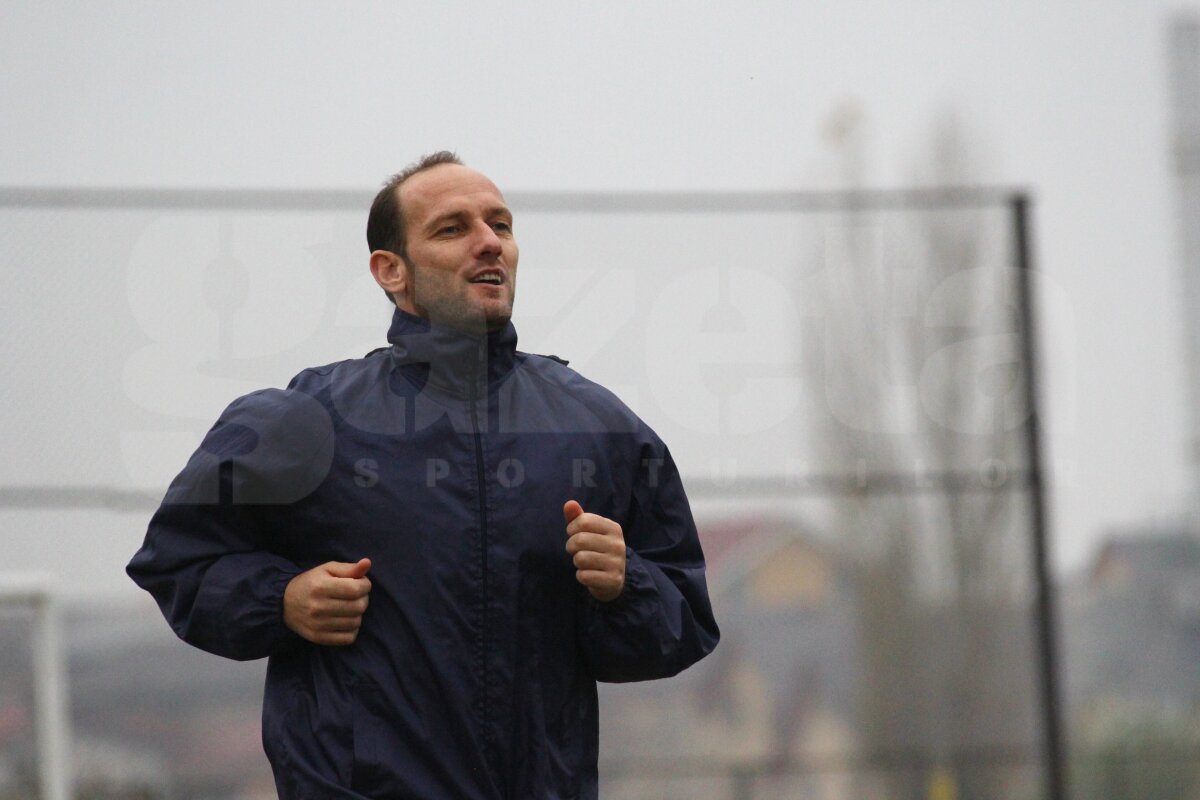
[{"x1": 283, "y1": 558, "x2": 373, "y2": 646}]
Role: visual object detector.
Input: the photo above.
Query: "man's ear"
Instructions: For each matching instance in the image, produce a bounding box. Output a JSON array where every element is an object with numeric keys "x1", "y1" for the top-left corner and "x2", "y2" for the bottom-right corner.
[{"x1": 370, "y1": 250, "x2": 408, "y2": 302}]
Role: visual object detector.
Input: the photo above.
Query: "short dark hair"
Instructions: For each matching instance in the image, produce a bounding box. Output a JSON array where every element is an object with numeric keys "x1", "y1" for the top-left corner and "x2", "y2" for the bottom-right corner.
[
  {"x1": 367, "y1": 151, "x2": 463, "y2": 306},
  {"x1": 367, "y1": 150, "x2": 464, "y2": 256}
]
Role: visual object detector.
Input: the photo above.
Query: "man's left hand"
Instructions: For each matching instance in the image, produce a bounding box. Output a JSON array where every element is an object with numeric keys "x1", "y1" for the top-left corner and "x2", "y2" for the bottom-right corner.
[{"x1": 563, "y1": 500, "x2": 626, "y2": 603}]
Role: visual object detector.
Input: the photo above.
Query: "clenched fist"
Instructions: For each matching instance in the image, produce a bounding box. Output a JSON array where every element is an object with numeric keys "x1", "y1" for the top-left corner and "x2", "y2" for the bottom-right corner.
[
  {"x1": 563, "y1": 500, "x2": 626, "y2": 603},
  {"x1": 283, "y1": 558, "x2": 373, "y2": 646}
]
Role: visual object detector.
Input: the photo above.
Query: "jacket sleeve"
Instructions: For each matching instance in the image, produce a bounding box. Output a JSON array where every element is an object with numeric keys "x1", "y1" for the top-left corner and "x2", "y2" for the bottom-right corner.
[
  {"x1": 127, "y1": 389, "x2": 334, "y2": 661},
  {"x1": 577, "y1": 436, "x2": 720, "y2": 683}
]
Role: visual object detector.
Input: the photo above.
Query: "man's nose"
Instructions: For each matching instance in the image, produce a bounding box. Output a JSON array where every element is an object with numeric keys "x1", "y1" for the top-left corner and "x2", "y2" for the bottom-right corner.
[{"x1": 472, "y1": 221, "x2": 503, "y2": 258}]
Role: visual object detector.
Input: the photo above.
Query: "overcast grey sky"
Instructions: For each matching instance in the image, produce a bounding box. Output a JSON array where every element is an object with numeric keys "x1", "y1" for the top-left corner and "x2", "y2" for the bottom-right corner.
[{"x1": 2, "y1": 1, "x2": 1197, "y2": 597}]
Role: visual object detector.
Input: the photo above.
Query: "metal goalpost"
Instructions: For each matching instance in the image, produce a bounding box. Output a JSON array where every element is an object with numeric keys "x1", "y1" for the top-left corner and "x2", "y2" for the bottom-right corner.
[{"x1": 0, "y1": 574, "x2": 72, "y2": 800}]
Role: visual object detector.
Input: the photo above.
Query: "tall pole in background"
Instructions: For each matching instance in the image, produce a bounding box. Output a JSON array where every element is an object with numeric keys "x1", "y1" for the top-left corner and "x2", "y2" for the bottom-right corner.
[
  {"x1": 1014, "y1": 195, "x2": 1066, "y2": 800},
  {"x1": 1170, "y1": 17, "x2": 1200, "y2": 530}
]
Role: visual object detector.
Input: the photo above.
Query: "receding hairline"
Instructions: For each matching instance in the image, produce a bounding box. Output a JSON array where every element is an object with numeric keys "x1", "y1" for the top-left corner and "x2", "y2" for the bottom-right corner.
[
  {"x1": 397, "y1": 162, "x2": 503, "y2": 201},
  {"x1": 367, "y1": 151, "x2": 465, "y2": 257},
  {"x1": 395, "y1": 163, "x2": 509, "y2": 231}
]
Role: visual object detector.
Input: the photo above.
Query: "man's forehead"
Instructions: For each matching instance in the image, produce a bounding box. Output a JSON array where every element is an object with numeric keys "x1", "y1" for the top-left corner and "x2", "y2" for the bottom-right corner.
[{"x1": 401, "y1": 164, "x2": 507, "y2": 220}]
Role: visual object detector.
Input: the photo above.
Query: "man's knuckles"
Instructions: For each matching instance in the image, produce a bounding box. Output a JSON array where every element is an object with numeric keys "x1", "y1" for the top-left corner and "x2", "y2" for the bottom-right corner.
[
  {"x1": 317, "y1": 578, "x2": 371, "y2": 600},
  {"x1": 324, "y1": 616, "x2": 362, "y2": 633},
  {"x1": 578, "y1": 574, "x2": 624, "y2": 601},
  {"x1": 572, "y1": 551, "x2": 619, "y2": 571},
  {"x1": 565, "y1": 513, "x2": 598, "y2": 535},
  {"x1": 567, "y1": 514, "x2": 621, "y2": 536},
  {"x1": 565, "y1": 531, "x2": 622, "y2": 555},
  {"x1": 314, "y1": 596, "x2": 369, "y2": 618}
]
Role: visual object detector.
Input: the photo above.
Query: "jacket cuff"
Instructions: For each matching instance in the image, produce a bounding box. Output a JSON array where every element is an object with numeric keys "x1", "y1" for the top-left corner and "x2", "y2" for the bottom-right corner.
[
  {"x1": 269, "y1": 564, "x2": 304, "y2": 642},
  {"x1": 197, "y1": 553, "x2": 305, "y2": 658},
  {"x1": 589, "y1": 546, "x2": 654, "y2": 625}
]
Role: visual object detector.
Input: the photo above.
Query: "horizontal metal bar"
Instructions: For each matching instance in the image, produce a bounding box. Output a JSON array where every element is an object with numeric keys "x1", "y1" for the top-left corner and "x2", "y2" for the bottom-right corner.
[
  {"x1": 0, "y1": 486, "x2": 160, "y2": 511},
  {"x1": 600, "y1": 743, "x2": 1042, "y2": 779},
  {"x1": 0, "y1": 186, "x2": 1024, "y2": 213},
  {"x1": 685, "y1": 469, "x2": 1034, "y2": 497},
  {"x1": 0, "y1": 572, "x2": 56, "y2": 603},
  {"x1": 517, "y1": 188, "x2": 1023, "y2": 213},
  {"x1": 0, "y1": 187, "x2": 370, "y2": 211},
  {"x1": 0, "y1": 471, "x2": 1032, "y2": 511}
]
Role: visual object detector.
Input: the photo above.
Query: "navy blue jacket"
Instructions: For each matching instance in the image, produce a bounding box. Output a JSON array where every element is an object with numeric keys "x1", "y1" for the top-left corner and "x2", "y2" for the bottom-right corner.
[{"x1": 127, "y1": 309, "x2": 719, "y2": 799}]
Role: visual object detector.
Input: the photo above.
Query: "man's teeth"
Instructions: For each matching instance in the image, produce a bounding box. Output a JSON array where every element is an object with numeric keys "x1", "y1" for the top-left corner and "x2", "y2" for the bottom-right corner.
[{"x1": 472, "y1": 275, "x2": 502, "y2": 284}]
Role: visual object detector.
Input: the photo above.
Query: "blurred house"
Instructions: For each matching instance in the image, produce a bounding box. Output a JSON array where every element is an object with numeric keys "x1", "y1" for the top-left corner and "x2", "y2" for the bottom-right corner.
[
  {"x1": 1057, "y1": 522, "x2": 1200, "y2": 798},
  {"x1": 599, "y1": 513, "x2": 1041, "y2": 800},
  {"x1": 599, "y1": 514, "x2": 866, "y2": 799},
  {"x1": 1062, "y1": 522, "x2": 1200, "y2": 725},
  {"x1": 67, "y1": 600, "x2": 276, "y2": 799},
  {"x1": 0, "y1": 599, "x2": 273, "y2": 800}
]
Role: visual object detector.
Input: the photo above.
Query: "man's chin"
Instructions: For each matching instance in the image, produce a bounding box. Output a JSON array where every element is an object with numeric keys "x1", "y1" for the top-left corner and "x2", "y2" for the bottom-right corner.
[
  {"x1": 483, "y1": 302, "x2": 513, "y2": 330},
  {"x1": 485, "y1": 314, "x2": 512, "y2": 333},
  {"x1": 427, "y1": 304, "x2": 511, "y2": 336},
  {"x1": 472, "y1": 299, "x2": 513, "y2": 333}
]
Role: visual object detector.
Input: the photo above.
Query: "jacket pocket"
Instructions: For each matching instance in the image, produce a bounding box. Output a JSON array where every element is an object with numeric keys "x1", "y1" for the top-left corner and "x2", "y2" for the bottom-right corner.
[
  {"x1": 349, "y1": 676, "x2": 430, "y2": 799},
  {"x1": 544, "y1": 689, "x2": 588, "y2": 799}
]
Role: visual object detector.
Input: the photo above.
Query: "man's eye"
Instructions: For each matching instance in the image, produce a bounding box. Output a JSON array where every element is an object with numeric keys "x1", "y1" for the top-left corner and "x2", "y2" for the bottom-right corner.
[
  {"x1": 438, "y1": 225, "x2": 461, "y2": 235},
  {"x1": 493, "y1": 222, "x2": 512, "y2": 233}
]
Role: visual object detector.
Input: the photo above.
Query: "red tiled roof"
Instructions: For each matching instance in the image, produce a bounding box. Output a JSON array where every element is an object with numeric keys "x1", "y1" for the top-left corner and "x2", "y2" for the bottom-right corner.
[
  {"x1": 697, "y1": 514, "x2": 788, "y2": 571},
  {"x1": 0, "y1": 702, "x2": 30, "y2": 742}
]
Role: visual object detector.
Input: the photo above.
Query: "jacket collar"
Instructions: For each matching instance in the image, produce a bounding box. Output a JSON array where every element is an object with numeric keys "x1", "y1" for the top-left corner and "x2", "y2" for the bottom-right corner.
[{"x1": 386, "y1": 307, "x2": 518, "y2": 398}]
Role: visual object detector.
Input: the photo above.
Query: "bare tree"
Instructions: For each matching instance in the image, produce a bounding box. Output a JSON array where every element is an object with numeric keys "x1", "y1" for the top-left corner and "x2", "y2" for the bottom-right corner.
[{"x1": 802, "y1": 108, "x2": 1033, "y2": 800}]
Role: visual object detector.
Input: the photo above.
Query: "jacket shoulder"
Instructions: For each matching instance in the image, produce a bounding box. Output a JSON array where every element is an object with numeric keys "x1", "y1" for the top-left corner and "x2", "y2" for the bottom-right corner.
[
  {"x1": 161, "y1": 383, "x2": 336, "y2": 507},
  {"x1": 283, "y1": 348, "x2": 390, "y2": 395},
  {"x1": 516, "y1": 351, "x2": 651, "y2": 437},
  {"x1": 201, "y1": 349, "x2": 389, "y2": 460},
  {"x1": 203, "y1": 385, "x2": 335, "y2": 458}
]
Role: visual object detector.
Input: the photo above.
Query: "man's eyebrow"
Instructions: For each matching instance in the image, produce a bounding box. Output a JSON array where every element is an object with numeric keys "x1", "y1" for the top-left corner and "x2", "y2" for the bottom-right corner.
[{"x1": 423, "y1": 211, "x2": 466, "y2": 232}]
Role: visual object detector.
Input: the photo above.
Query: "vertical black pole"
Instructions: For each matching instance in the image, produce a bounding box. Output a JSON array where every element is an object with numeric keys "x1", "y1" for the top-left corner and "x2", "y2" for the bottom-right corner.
[{"x1": 1013, "y1": 193, "x2": 1067, "y2": 800}]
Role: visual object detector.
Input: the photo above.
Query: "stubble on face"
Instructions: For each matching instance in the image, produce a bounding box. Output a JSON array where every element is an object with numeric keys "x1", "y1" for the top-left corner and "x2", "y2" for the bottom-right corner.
[{"x1": 403, "y1": 253, "x2": 509, "y2": 335}]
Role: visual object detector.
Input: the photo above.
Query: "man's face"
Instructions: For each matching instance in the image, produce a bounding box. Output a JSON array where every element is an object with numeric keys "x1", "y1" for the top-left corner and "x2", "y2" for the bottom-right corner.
[{"x1": 396, "y1": 164, "x2": 518, "y2": 333}]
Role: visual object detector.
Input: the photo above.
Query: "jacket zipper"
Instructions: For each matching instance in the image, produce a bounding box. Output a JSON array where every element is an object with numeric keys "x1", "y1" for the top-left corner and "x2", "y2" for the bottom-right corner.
[{"x1": 467, "y1": 354, "x2": 496, "y2": 785}]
